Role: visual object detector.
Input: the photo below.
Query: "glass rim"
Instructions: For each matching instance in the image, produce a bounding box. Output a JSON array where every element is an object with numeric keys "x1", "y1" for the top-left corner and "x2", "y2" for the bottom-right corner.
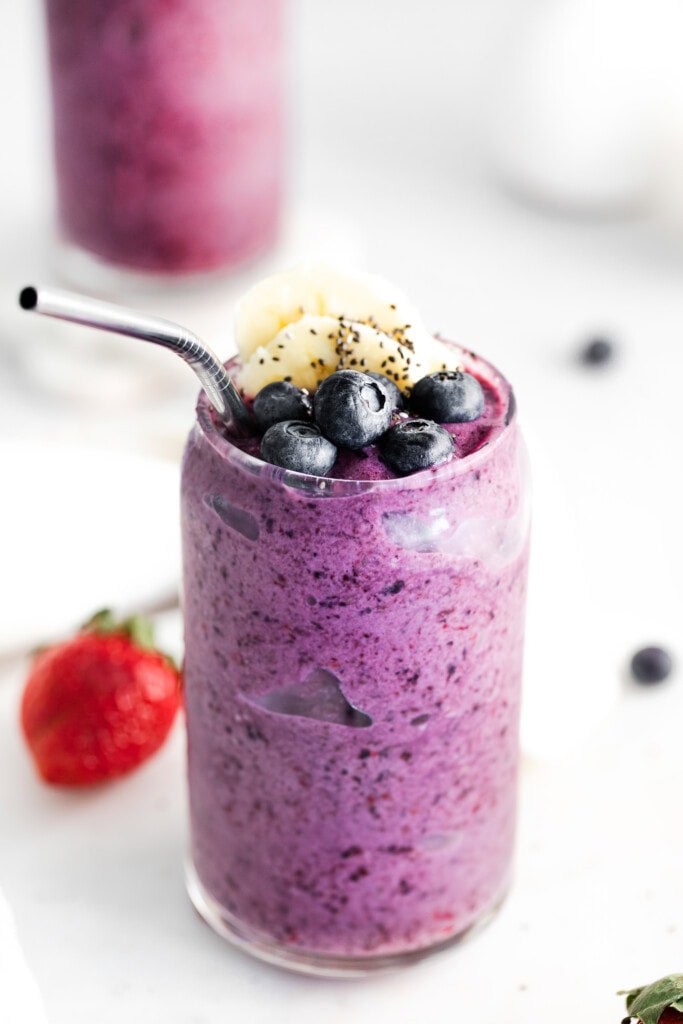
[{"x1": 195, "y1": 350, "x2": 517, "y2": 498}]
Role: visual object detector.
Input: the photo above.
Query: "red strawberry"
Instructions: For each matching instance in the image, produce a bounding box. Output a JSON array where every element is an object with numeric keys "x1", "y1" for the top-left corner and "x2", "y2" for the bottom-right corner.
[
  {"x1": 620, "y1": 975, "x2": 683, "y2": 1024},
  {"x1": 21, "y1": 610, "x2": 181, "y2": 786}
]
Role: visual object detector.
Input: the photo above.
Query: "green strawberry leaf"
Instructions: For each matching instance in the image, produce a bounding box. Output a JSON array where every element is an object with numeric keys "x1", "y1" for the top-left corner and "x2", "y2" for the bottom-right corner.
[
  {"x1": 122, "y1": 615, "x2": 156, "y2": 652},
  {"x1": 84, "y1": 608, "x2": 118, "y2": 634},
  {"x1": 81, "y1": 609, "x2": 178, "y2": 670},
  {"x1": 619, "y1": 974, "x2": 683, "y2": 1023},
  {"x1": 83, "y1": 609, "x2": 155, "y2": 647}
]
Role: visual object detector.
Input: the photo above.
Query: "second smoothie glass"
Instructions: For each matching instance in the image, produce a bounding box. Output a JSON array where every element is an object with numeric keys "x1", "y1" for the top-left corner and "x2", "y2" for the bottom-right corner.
[
  {"x1": 44, "y1": 0, "x2": 283, "y2": 281},
  {"x1": 181, "y1": 349, "x2": 530, "y2": 975}
]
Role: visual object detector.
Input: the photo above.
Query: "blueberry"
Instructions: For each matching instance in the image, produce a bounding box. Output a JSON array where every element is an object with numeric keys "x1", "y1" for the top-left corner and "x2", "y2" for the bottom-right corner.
[
  {"x1": 410, "y1": 370, "x2": 484, "y2": 423},
  {"x1": 580, "y1": 336, "x2": 614, "y2": 366},
  {"x1": 366, "y1": 372, "x2": 404, "y2": 411},
  {"x1": 260, "y1": 420, "x2": 337, "y2": 476},
  {"x1": 313, "y1": 370, "x2": 392, "y2": 448},
  {"x1": 253, "y1": 381, "x2": 312, "y2": 431},
  {"x1": 378, "y1": 419, "x2": 454, "y2": 475},
  {"x1": 630, "y1": 646, "x2": 673, "y2": 685}
]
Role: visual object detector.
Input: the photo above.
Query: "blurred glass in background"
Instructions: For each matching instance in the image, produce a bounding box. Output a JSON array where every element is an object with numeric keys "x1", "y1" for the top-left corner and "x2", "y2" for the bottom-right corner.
[{"x1": 44, "y1": 0, "x2": 283, "y2": 285}]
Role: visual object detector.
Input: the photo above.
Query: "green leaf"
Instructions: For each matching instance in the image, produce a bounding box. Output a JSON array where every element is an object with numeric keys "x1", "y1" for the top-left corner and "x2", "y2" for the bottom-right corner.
[
  {"x1": 79, "y1": 609, "x2": 178, "y2": 667},
  {"x1": 619, "y1": 975, "x2": 683, "y2": 1023},
  {"x1": 83, "y1": 608, "x2": 118, "y2": 634},
  {"x1": 83, "y1": 609, "x2": 155, "y2": 649},
  {"x1": 122, "y1": 615, "x2": 156, "y2": 652}
]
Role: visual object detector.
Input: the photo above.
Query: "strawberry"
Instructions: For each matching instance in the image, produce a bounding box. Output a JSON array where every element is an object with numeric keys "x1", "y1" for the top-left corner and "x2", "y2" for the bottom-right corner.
[
  {"x1": 21, "y1": 610, "x2": 181, "y2": 786},
  {"x1": 620, "y1": 975, "x2": 683, "y2": 1024}
]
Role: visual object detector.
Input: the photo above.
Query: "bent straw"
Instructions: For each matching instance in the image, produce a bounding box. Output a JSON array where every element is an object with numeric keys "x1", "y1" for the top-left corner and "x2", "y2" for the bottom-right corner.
[{"x1": 19, "y1": 285, "x2": 253, "y2": 434}]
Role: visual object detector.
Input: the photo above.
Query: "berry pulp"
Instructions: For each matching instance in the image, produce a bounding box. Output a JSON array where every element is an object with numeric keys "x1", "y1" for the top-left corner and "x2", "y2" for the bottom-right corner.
[{"x1": 181, "y1": 343, "x2": 530, "y2": 967}]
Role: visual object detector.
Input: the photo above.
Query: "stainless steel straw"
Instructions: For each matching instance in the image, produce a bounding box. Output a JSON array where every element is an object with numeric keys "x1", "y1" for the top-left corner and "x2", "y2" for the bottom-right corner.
[{"x1": 19, "y1": 285, "x2": 253, "y2": 434}]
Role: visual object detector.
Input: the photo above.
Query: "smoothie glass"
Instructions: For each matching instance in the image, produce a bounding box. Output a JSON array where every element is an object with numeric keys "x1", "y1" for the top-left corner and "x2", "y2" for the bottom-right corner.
[
  {"x1": 43, "y1": 0, "x2": 283, "y2": 280},
  {"x1": 181, "y1": 349, "x2": 530, "y2": 975}
]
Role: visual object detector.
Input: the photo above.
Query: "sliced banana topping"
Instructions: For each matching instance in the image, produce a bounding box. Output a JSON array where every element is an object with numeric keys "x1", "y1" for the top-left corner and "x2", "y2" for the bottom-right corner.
[
  {"x1": 239, "y1": 315, "x2": 339, "y2": 397},
  {"x1": 235, "y1": 264, "x2": 449, "y2": 396}
]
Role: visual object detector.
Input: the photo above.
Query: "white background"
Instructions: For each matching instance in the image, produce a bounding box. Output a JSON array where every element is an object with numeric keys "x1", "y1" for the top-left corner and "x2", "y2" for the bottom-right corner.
[{"x1": 1, "y1": 1, "x2": 682, "y2": 1021}]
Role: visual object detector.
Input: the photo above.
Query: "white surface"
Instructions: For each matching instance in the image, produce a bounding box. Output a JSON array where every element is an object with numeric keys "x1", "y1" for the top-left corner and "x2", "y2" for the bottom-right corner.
[
  {"x1": 0, "y1": 888, "x2": 48, "y2": 1023},
  {"x1": 1, "y1": 0, "x2": 683, "y2": 1021},
  {"x1": 0, "y1": 441, "x2": 181, "y2": 654},
  {"x1": 2, "y1": 639, "x2": 682, "y2": 1023},
  {"x1": 520, "y1": 429, "x2": 621, "y2": 759}
]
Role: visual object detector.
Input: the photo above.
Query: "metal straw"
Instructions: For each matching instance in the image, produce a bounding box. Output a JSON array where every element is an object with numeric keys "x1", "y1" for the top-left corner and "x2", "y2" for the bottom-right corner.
[{"x1": 18, "y1": 285, "x2": 253, "y2": 434}]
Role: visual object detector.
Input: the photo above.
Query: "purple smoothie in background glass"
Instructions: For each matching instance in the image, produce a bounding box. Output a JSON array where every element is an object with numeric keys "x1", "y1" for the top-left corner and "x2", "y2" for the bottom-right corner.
[
  {"x1": 181, "y1": 271, "x2": 530, "y2": 973},
  {"x1": 44, "y1": 0, "x2": 283, "y2": 276}
]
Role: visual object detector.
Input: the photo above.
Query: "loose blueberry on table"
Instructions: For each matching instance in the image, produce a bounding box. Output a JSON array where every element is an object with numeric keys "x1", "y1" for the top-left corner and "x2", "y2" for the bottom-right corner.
[
  {"x1": 630, "y1": 646, "x2": 673, "y2": 685},
  {"x1": 579, "y1": 336, "x2": 615, "y2": 366}
]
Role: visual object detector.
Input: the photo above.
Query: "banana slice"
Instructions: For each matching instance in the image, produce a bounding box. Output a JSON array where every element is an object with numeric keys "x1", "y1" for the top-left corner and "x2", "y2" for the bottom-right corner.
[
  {"x1": 238, "y1": 314, "x2": 449, "y2": 397},
  {"x1": 235, "y1": 263, "x2": 453, "y2": 396},
  {"x1": 235, "y1": 263, "x2": 430, "y2": 361},
  {"x1": 238, "y1": 315, "x2": 339, "y2": 396}
]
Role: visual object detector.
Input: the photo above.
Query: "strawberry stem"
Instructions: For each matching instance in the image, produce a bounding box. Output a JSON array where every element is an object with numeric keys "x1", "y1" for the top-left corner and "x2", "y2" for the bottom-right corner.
[
  {"x1": 85, "y1": 608, "x2": 119, "y2": 634},
  {"x1": 82, "y1": 609, "x2": 173, "y2": 663},
  {"x1": 122, "y1": 615, "x2": 156, "y2": 651}
]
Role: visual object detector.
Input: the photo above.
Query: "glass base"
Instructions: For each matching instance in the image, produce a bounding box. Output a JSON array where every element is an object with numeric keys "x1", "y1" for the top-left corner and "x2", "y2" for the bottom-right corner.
[
  {"x1": 51, "y1": 239, "x2": 266, "y2": 298},
  {"x1": 186, "y1": 860, "x2": 507, "y2": 978}
]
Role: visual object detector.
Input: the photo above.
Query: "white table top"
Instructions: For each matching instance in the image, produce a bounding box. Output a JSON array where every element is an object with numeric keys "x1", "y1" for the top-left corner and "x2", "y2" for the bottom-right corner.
[
  {"x1": 1, "y1": 2, "x2": 682, "y2": 1022},
  {"x1": 3, "y1": 644, "x2": 683, "y2": 1024}
]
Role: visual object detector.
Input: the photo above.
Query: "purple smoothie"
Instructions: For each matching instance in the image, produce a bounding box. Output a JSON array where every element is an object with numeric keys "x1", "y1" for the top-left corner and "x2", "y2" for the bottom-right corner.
[
  {"x1": 44, "y1": 0, "x2": 282, "y2": 273},
  {"x1": 181, "y1": 345, "x2": 529, "y2": 968}
]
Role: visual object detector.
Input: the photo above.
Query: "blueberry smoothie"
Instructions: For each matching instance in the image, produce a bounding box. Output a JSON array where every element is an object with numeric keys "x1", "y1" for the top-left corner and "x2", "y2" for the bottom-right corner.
[
  {"x1": 181, "y1": 267, "x2": 530, "y2": 971},
  {"x1": 44, "y1": 0, "x2": 282, "y2": 274}
]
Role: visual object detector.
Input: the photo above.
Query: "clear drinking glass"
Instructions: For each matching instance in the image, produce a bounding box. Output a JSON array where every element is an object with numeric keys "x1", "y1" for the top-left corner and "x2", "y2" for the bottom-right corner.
[
  {"x1": 180, "y1": 351, "x2": 530, "y2": 976},
  {"x1": 43, "y1": 0, "x2": 283, "y2": 281}
]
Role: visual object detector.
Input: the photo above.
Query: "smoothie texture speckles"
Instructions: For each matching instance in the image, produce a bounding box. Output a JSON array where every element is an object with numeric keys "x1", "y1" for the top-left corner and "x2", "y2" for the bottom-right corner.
[{"x1": 181, "y1": 265, "x2": 530, "y2": 963}]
